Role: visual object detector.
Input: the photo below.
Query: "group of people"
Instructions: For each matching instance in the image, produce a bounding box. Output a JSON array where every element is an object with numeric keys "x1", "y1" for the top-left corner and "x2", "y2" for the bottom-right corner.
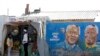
[
  {"x1": 51, "y1": 24, "x2": 99, "y2": 56},
  {"x1": 6, "y1": 28, "x2": 31, "y2": 56}
]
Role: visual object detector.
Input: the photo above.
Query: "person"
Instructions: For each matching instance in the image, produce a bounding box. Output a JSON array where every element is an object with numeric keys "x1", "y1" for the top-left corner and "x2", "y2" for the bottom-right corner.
[
  {"x1": 65, "y1": 24, "x2": 81, "y2": 51},
  {"x1": 84, "y1": 24, "x2": 99, "y2": 56},
  {"x1": 85, "y1": 25, "x2": 98, "y2": 50},
  {"x1": 65, "y1": 24, "x2": 82, "y2": 56},
  {"x1": 11, "y1": 29, "x2": 20, "y2": 50},
  {"x1": 51, "y1": 24, "x2": 82, "y2": 56},
  {"x1": 6, "y1": 33, "x2": 13, "y2": 56},
  {"x1": 22, "y1": 29, "x2": 29, "y2": 56},
  {"x1": 11, "y1": 29, "x2": 19, "y2": 36}
]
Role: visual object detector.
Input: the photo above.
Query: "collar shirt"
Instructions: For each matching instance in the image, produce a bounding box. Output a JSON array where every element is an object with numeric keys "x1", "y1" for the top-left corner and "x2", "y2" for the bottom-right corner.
[{"x1": 22, "y1": 33, "x2": 28, "y2": 44}]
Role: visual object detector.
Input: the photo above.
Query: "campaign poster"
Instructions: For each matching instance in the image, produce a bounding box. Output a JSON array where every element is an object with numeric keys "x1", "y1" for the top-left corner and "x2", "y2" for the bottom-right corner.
[{"x1": 46, "y1": 22, "x2": 100, "y2": 56}]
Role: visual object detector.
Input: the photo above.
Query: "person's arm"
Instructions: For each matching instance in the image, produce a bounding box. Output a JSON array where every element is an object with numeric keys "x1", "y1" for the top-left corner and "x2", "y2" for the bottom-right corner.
[{"x1": 6, "y1": 37, "x2": 10, "y2": 47}]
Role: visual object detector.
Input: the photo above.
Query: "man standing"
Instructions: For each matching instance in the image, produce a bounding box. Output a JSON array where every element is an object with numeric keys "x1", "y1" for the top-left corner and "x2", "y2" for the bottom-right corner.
[{"x1": 22, "y1": 29, "x2": 28, "y2": 56}]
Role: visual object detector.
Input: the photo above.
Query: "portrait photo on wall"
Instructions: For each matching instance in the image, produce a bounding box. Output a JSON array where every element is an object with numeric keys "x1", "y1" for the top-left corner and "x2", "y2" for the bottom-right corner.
[{"x1": 46, "y1": 22, "x2": 100, "y2": 56}]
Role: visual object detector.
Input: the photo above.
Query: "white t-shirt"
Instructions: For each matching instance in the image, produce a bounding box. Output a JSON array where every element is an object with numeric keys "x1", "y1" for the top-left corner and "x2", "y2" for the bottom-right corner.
[{"x1": 22, "y1": 33, "x2": 28, "y2": 44}]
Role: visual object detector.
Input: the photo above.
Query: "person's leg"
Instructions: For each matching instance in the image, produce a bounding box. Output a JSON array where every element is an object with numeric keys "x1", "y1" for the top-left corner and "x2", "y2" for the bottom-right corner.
[
  {"x1": 24, "y1": 43, "x2": 28, "y2": 56},
  {"x1": 7, "y1": 47, "x2": 11, "y2": 56}
]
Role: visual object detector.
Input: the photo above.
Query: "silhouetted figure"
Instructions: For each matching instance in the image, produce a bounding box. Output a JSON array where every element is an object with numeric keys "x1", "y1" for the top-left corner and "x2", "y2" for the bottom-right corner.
[{"x1": 22, "y1": 29, "x2": 28, "y2": 56}]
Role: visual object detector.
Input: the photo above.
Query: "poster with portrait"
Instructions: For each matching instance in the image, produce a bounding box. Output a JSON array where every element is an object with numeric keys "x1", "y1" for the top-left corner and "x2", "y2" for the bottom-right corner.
[{"x1": 46, "y1": 22, "x2": 100, "y2": 56}]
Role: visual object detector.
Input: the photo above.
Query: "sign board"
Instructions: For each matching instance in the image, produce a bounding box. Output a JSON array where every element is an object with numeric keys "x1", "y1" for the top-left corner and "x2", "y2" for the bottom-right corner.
[{"x1": 46, "y1": 22, "x2": 100, "y2": 56}]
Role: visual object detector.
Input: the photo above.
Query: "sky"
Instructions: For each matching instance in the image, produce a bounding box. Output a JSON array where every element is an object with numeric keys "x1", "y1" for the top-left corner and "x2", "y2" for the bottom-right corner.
[{"x1": 0, "y1": 0, "x2": 100, "y2": 21}]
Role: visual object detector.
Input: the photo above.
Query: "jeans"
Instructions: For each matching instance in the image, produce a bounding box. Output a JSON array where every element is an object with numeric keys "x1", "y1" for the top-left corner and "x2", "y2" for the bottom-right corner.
[
  {"x1": 7, "y1": 47, "x2": 11, "y2": 56},
  {"x1": 24, "y1": 43, "x2": 28, "y2": 56}
]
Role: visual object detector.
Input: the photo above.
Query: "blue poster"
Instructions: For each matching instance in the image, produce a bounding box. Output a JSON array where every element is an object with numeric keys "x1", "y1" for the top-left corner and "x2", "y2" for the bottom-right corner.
[{"x1": 46, "y1": 22, "x2": 100, "y2": 56}]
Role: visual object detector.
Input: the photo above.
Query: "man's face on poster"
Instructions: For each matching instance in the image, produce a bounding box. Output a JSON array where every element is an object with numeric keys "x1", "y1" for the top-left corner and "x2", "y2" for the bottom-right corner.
[
  {"x1": 85, "y1": 27, "x2": 97, "y2": 45},
  {"x1": 66, "y1": 25, "x2": 79, "y2": 45}
]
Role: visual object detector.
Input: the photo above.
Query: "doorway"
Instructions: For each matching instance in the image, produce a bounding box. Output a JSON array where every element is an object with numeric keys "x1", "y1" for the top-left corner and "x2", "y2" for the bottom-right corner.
[{"x1": 3, "y1": 21, "x2": 40, "y2": 56}]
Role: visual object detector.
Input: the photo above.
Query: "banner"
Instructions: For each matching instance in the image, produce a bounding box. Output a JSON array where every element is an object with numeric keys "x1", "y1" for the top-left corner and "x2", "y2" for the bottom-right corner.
[{"x1": 46, "y1": 22, "x2": 100, "y2": 56}]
